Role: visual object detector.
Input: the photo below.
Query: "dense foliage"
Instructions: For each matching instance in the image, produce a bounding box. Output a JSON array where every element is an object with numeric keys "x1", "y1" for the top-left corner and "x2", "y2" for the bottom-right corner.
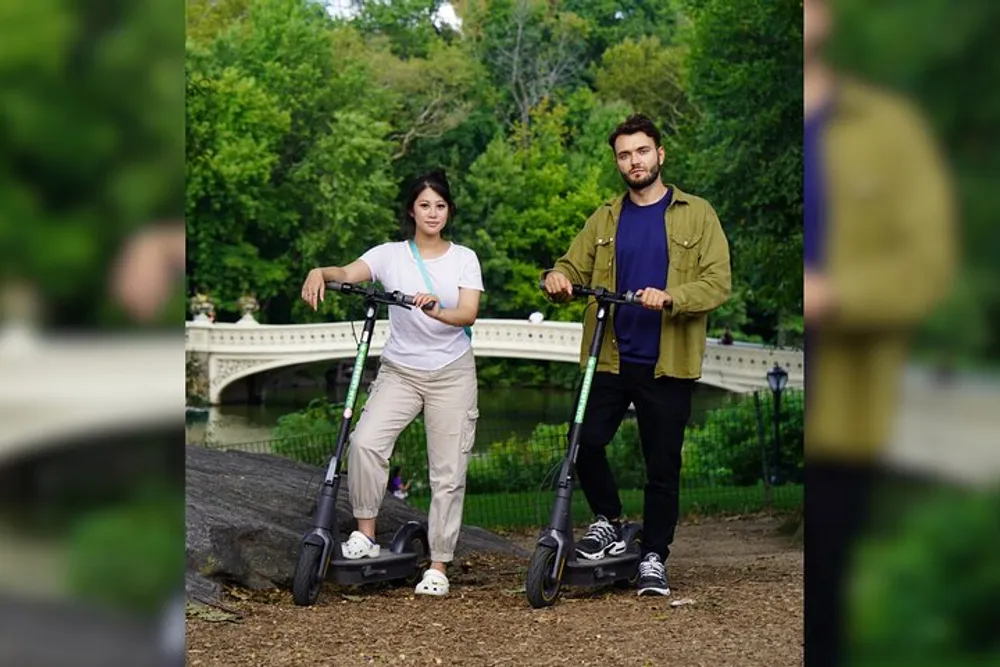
[
  {"x1": 185, "y1": 0, "x2": 804, "y2": 350},
  {"x1": 269, "y1": 389, "x2": 805, "y2": 494}
]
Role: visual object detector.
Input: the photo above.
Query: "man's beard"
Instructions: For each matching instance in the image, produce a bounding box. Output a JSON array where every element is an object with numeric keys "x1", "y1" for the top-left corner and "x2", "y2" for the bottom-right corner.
[{"x1": 621, "y1": 161, "x2": 661, "y2": 190}]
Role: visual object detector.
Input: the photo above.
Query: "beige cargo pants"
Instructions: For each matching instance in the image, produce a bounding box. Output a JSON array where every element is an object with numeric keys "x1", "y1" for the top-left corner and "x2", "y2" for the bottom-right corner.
[{"x1": 347, "y1": 349, "x2": 478, "y2": 563}]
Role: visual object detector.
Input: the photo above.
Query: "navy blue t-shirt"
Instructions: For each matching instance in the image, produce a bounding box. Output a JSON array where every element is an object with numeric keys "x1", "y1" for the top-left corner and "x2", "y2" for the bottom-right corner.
[
  {"x1": 614, "y1": 189, "x2": 671, "y2": 365},
  {"x1": 804, "y1": 99, "x2": 831, "y2": 401},
  {"x1": 804, "y1": 104, "x2": 830, "y2": 270}
]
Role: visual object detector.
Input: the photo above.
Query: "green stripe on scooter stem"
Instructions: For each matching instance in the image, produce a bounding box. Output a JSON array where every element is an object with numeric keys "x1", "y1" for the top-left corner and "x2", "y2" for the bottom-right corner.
[
  {"x1": 344, "y1": 341, "x2": 370, "y2": 411},
  {"x1": 573, "y1": 356, "x2": 598, "y2": 424}
]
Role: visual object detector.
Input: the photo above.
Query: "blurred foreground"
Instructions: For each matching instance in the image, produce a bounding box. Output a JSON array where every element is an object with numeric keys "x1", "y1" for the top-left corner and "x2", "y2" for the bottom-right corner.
[
  {"x1": 805, "y1": 0, "x2": 1000, "y2": 665},
  {"x1": 0, "y1": 333, "x2": 185, "y2": 666},
  {"x1": 0, "y1": 0, "x2": 184, "y2": 662}
]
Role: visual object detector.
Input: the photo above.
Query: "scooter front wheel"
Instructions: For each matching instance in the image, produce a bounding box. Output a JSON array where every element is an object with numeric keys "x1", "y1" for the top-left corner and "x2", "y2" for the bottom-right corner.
[
  {"x1": 526, "y1": 544, "x2": 563, "y2": 609},
  {"x1": 291, "y1": 542, "x2": 325, "y2": 606}
]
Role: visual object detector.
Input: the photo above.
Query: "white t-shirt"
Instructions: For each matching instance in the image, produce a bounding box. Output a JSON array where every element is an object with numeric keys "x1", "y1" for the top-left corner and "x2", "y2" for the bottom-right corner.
[{"x1": 359, "y1": 241, "x2": 484, "y2": 371}]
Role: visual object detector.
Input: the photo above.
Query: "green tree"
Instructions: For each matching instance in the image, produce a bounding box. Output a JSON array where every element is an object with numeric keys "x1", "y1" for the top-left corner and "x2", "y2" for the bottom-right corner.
[
  {"x1": 186, "y1": 0, "x2": 251, "y2": 44},
  {"x1": 678, "y1": 0, "x2": 803, "y2": 337},
  {"x1": 350, "y1": 0, "x2": 459, "y2": 59},
  {"x1": 368, "y1": 38, "x2": 482, "y2": 160},
  {"x1": 458, "y1": 98, "x2": 619, "y2": 321},
  {"x1": 562, "y1": 0, "x2": 683, "y2": 71},
  {"x1": 461, "y1": 0, "x2": 590, "y2": 130},
  {"x1": 593, "y1": 36, "x2": 698, "y2": 136},
  {"x1": 185, "y1": 0, "x2": 398, "y2": 323},
  {"x1": 182, "y1": 0, "x2": 806, "y2": 348}
]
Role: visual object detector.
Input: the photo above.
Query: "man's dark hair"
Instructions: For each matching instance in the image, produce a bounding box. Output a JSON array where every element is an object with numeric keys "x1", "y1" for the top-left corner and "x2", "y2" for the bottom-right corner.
[
  {"x1": 607, "y1": 114, "x2": 662, "y2": 151},
  {"x1": 400, "y1": 169, "x2": 456, "y2": 239}
]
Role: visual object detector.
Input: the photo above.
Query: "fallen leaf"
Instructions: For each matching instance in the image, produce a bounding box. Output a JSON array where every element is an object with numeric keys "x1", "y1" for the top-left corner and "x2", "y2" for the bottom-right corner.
[{"x1": 186, "y1": 603, "x2": 242, "y2": 623}]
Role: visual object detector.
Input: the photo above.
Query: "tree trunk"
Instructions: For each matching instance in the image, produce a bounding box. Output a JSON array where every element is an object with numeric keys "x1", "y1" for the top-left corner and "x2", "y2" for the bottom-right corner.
[{"x1": 186, "y1": 446, "x2": 525, "y2": 600}]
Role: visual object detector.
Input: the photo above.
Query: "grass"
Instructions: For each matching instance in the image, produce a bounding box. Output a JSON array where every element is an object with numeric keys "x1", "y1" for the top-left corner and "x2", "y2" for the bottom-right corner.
[{"x1": 408, "y1": 483, "x2": 803, "y2": 529}]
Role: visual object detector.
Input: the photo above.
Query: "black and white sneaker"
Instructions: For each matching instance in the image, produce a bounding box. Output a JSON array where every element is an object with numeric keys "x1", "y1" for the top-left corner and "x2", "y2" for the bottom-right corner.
[
  {"x1": 636, "y1": 553, "x2": 670, "y2": 596},
  {"x1": 575, "y1": 515, "x2": 626, "y2": 560}
]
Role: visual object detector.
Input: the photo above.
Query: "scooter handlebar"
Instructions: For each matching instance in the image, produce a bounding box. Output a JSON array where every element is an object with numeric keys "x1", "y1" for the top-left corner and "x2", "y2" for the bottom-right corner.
[
  {"x1": 537, "y1": 278, "x2": 643, "y2": 306},
  {"x1": 325, "y1": 281, "x2": 432, "y2": 309}
]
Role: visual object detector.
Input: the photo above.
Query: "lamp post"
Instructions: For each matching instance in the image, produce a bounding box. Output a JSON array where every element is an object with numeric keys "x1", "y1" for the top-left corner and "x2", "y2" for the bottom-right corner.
[{"x1": 766, "y1": 363, "x2": 789, "y2": 485}]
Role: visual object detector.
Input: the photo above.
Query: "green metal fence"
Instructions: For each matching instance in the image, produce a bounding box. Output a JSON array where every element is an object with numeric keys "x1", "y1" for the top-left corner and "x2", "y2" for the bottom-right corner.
[{"x1": 202, "y1": 389, "x2": 804, "y2": 529}]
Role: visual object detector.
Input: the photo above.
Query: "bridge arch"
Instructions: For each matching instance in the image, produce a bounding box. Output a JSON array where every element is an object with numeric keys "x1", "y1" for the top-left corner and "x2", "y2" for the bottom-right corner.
[{"x1": 186, "y1": 319, "x2": 804, "y2": 404}]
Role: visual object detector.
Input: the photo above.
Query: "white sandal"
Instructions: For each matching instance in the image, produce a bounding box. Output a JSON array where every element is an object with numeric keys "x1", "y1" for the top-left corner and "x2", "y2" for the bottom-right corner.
[
  {"x1": 414, "y1": 568, "x2": 449, "y2": 597},
  {"x1": 341, "y1": 531, "x2": 380, "y2": 559}
]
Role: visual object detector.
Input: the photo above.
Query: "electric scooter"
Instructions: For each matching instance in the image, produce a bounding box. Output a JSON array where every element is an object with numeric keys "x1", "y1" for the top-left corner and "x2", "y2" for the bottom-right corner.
[
  {"x1": 292, "y1": 281, "x2": 432, "y2": 606},
  {"x1": 525, "y1": 282, "x2": 647, "y2": 609}
]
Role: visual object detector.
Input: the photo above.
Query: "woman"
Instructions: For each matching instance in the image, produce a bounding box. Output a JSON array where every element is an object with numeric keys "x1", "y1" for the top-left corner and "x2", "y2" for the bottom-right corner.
[{"x1": 300, "y1": 170, "x2": 482, "y2": 597}]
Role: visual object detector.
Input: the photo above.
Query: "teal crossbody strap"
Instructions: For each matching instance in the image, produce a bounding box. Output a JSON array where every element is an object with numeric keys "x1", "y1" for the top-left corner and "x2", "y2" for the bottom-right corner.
[{"x1": 409, "y1": 240, "x2": 473, "y2": 340}]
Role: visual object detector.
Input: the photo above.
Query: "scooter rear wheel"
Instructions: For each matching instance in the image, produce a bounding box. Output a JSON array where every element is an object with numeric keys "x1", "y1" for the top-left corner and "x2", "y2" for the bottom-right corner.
[
  {"x1": 526, "y1": 544, "x2": 562, "y2": 609},
  {"x1": 291, "y1": 543, "x2": 324, "y2": 606},
  {"x1": 390, "y1": 522, "x2": 430, "y2": 586}
]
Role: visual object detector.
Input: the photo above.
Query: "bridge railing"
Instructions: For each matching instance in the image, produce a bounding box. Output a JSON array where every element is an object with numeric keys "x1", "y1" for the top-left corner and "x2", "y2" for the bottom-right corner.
[
  {"x1": 186, "y1": 319, "x2": 803, "y2": 400},
  {"x1": 197, "y1": 389, "x2": 804, "y2": 529}
]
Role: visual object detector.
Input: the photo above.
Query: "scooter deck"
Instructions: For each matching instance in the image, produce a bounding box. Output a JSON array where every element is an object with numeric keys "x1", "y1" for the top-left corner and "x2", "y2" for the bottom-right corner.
[
  {"x1": 563, "y1": 550, "x2": 641, "y2": 587},
  {"x1": 327, "y1": 549, "x2": 420, "y2": 585}
]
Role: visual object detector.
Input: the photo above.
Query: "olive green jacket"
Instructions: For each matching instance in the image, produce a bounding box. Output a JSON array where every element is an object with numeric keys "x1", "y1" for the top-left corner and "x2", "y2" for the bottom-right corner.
[
  {"x1": 545, "y1": 185, "x2": 732, "y2": 379},
  {"x1": 808, "y1": 78, "x2": 956, "y2": 462}
]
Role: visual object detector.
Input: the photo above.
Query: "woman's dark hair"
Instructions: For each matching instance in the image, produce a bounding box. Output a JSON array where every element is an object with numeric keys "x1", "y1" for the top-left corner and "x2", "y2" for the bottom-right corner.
[
  {"x1": 607, "y1": 114, "x2": 663, "y2": 150},
  {"x1": 400, "y1": 169, "x2": 456, "y2": 239}
]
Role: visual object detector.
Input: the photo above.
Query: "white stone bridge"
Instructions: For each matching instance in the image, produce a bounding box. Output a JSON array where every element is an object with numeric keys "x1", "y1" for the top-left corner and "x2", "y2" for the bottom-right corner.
[{"x1": 185, "y1": 319, "x2": 804, "y2": 404}]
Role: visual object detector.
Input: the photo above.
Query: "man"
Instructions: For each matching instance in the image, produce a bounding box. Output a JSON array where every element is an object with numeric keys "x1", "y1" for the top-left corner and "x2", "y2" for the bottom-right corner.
[
  {"x1": 542, "y1": 114, "x2": 731, "y2": 596},
  {"x1": 803, "y1": 0, "x2": 955, "y2": 664}
]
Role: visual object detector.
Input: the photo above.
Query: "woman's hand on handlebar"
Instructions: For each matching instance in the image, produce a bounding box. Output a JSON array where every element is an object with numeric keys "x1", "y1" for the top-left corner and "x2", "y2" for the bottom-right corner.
[
  {"x1": 635, "y1": 287, "x2": 672, "y2": 311},
  {"x1": 301, "y1": 268, "x2": 327, "y2": 310},
  {"x1": 413, "y1": 292, "x2": 441, "y2": 318},
  {"x1": 543, "y1": 271, "x2": 574, "y2": 301}
]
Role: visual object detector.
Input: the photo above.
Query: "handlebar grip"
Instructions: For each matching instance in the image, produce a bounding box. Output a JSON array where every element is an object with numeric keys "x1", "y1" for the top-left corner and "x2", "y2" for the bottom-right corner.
[
  {"x1": 399, "y1": 293, "x2": 434, "y2": 310},
  {"x1": 325, "y1": 281, "x2": 344, "y2": 292}
]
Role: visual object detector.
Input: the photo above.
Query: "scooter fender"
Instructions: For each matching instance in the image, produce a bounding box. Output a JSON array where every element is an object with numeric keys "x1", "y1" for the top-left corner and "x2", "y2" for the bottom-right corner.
[
  {"x1": 538, "y1": 529, "x2": 569, "y2": 580},
  {"x1": 302, "y1": 529, "x2": 336, "y2": 580}
]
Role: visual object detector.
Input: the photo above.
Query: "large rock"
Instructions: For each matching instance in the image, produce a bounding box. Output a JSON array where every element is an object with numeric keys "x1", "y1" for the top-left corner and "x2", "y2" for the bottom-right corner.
[{"x1": 186, "y1": 446, "x2": 525, "y2": 598}]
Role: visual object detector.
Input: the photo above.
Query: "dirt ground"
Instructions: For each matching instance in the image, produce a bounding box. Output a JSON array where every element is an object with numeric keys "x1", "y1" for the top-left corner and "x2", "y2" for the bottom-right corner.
[{"x1": 186, "y1": 515, "x2": 802, "y2": 667}]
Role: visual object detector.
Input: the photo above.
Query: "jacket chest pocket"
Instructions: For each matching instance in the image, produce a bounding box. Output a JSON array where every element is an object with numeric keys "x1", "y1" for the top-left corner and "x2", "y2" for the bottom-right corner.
[
  {"x1": 592, "y1": 237, "x2": 615, "y2": 286},
  {"x1": 668, "y1": 228, "x2": 702, "y2": 272}
]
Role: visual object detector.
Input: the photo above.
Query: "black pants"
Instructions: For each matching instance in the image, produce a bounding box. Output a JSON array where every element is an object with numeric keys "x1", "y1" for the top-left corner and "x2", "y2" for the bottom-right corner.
[
  {"x1": 576, "y1": 363, "x2": 695, "y2": 560},
  {"x1": 804, "y1": 461, "x2": 876, "y2": 667}
]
